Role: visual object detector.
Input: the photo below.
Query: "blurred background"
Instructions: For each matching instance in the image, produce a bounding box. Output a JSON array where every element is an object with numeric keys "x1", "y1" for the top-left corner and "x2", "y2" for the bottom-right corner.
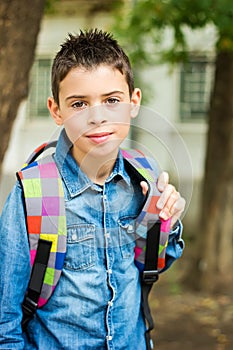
[{"x1": 0, "y1": 1, "x2": 232, "y2": 349}]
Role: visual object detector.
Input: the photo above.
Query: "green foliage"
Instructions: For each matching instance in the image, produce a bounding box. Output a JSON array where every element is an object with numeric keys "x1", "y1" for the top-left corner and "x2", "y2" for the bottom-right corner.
[
  {"x1": 88, "y1": 0, "x2": 124, "y2": 14},
  {"x1": 45, "y1": 0, "x2": 59, "y2": 14},
  {"x1": 113, "y1": 0, "x2": 233, "y2": 68}
]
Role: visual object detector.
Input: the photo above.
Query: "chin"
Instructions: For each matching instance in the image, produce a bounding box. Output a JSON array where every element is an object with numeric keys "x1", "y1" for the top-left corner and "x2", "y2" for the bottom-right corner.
[{"x1": 89, "y1": 141, "x2": 121, "y2": 158}]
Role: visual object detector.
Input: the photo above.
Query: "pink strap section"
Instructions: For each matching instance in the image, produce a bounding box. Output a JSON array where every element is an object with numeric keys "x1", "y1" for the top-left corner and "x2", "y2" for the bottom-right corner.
[{"x1": 160, "y1": 217, "x2": 172, "y2": 233}]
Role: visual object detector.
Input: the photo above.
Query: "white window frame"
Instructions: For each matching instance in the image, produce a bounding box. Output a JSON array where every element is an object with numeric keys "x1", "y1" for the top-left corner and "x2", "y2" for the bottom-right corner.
[
  {"x1": 179, "y1": 56, "x2": 214, "y2": 122},
  {"x1": 27, "y1": 58, "x2": 52, "y2": 119}
]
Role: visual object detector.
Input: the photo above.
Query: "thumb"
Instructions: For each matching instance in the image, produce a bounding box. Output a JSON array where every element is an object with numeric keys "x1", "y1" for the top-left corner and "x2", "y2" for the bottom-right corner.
[
  {"x1": 140, "y1": 181, "x2": 149, "y2": 196},
  {"x1": 157, "y1": 171, "x2": 169, "y2": 192}
]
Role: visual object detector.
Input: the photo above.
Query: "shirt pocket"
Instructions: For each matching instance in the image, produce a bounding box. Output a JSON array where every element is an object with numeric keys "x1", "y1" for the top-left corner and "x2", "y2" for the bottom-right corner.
[
  {"x1": 64, "y1": 224, "x2": 96, "y2": 271},
  {"x1": 118, "y1": 216, "x2": 137, "y2": 259}
]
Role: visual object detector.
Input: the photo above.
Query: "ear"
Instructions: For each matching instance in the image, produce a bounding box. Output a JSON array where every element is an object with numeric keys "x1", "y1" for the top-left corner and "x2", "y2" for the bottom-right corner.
[
  {"x1": 47, "y1": 97, "x2": 63, "y2": 125},
  {"x1": 130, "y1": 88, "x2": 141, "y2": 118}
]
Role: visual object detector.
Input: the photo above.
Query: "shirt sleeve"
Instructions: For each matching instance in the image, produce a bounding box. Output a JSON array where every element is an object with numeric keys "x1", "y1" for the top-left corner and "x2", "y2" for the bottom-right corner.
[
  {"x1": 0, "y1": 182, "x2": 30, "y2": 349},
  {"x1": 163, "y1": 220, "x2": 185, "y2": 271}
]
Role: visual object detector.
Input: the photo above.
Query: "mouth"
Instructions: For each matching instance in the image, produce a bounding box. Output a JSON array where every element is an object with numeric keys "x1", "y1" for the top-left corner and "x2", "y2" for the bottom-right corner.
[{"x1": 86, "y1": 131, "x2": 113, "y2": 144}]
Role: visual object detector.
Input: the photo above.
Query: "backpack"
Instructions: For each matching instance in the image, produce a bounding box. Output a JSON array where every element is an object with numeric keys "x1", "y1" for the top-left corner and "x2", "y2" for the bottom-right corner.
[{"x1": 17, "y1": 141, "x2": 171, "y2": 350}]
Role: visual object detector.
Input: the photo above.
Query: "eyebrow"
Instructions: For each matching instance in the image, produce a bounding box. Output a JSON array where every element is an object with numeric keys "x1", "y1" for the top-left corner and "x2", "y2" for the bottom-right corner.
[
  {"x1": 65, "y1": 91, "x2": 125, "y2": 102},
  {"x1": 101, "y1": 90, "x2": 125, "y2": 97}
]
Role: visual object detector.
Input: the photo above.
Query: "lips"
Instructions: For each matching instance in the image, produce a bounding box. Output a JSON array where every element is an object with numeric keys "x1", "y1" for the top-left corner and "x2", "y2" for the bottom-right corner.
[{"x1": 87, "y1": 132, "x2": 113, "y2": 144}]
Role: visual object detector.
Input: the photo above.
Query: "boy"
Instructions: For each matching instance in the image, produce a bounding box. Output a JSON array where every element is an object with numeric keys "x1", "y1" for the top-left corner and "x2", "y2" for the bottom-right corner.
[{"x1": 0, "y1": 29, "x2": 185, "y2": 349}]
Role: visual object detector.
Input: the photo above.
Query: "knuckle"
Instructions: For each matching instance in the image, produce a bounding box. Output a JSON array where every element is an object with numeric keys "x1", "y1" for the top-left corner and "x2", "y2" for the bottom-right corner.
[
  {"x1": 167, "y1": 184, "x2": 175, "y2": 192},
  {"x1": 171, "y1": 192, "x2": 179, "y2": 200}
]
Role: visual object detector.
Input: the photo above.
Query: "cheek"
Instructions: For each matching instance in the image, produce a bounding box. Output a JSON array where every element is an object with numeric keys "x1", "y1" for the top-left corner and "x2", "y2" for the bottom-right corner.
[
  {"x1": 63, "y1": 113, "x2": 87, "y2": 144},
  {"x1": 117, "y1": 123, "x2": 131, "y2": 139}
]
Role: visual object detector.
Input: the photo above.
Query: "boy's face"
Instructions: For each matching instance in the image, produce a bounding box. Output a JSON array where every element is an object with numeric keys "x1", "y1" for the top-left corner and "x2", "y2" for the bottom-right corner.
[{"x1": 48, "y1": 65, "x2": 141, "y2": 164}]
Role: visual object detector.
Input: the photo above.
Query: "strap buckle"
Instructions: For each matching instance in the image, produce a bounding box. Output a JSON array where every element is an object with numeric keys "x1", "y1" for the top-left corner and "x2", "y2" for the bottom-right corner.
[
  {"x1": 22, "y1": 296, "x2": 38, "y2": 316},
  {"x1": 21, "y1": 296, "x2": 38, "y2": 331},
  {"x1": 142, "y1": 270, "x2": 159, "y2": 284}
]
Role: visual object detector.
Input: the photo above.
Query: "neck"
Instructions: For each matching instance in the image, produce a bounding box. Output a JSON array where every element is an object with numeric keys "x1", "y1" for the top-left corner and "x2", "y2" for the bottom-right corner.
[{"x1": 72, "y1": 148, "x2": 118, "y2": 185}]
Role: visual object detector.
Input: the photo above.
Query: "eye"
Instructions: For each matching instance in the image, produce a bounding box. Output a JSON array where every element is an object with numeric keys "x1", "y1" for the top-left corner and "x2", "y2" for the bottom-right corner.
[
  {"x1": 105, "y1": 97, "x2": 120, "y2": 105},
  {"x1": 71, "y1": 101, "x2": 87, "y2": 109}
]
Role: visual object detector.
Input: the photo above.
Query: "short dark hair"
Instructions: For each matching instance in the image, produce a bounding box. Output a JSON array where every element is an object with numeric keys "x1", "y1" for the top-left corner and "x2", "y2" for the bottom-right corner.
[{"x1": 51, "y1": 29, "x2": 134, "y2": 105}]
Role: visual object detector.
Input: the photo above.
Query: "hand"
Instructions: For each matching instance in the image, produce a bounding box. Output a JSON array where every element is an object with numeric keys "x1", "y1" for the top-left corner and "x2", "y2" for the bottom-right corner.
[{"x1": 140, "y1": 172, "x2": 186, "y2": 228}]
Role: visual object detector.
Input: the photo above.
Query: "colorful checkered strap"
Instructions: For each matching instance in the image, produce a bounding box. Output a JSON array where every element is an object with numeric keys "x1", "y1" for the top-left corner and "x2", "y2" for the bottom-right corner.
[
  {"x1": 121, "y1": 149, "x2": 171, "y2": 272},
  {"x1": 17, "y1": 152, "x2": 67, "y2": 308}
]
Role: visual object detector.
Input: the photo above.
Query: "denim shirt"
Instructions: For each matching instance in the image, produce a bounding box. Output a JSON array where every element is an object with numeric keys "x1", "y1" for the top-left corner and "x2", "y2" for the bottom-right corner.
[{"x1": 0, "y1": 130, "x2": 184, "y2": 350}]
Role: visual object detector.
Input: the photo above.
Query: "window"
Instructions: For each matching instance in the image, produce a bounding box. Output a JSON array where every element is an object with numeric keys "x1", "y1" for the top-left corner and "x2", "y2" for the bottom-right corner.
[
  {"x1": 179, "y1": 57, "x2": 214, "y2": 122},
  {"x1": 28, "y1": 58, "x2": 52, "y2": 118}
]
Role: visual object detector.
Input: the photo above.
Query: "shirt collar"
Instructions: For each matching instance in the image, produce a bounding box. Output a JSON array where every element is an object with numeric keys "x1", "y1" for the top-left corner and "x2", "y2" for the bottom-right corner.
[
  {"x1": 54, "y1": 129, "x2": 131, "y2": 197},
  {"x1": 105, "y1": 151, "x2": 131, "y2": 187}
]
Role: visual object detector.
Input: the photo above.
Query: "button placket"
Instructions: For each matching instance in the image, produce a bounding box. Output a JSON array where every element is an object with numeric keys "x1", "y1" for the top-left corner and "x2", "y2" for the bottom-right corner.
[{"x1": 102, "y1": 185, "x2": 116, "y2": 347}]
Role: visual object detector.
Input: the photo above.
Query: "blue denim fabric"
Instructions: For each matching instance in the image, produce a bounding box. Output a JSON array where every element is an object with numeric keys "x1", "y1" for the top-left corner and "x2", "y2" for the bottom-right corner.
[{"x1": 0, "y1": 130, "x2": 184, "y2": 349}]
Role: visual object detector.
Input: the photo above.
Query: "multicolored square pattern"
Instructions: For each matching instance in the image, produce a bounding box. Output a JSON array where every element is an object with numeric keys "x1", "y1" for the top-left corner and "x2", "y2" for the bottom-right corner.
[
  {"x1": 18, "y1": 154, "x2": 67, "y2": 307},
  {"x1": 121, "y1": 149, "x2": 171, "y2": 272}
]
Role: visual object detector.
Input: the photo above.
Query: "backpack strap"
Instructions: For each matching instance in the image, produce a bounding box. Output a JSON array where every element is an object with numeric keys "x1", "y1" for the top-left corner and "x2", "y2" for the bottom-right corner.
[
  {"x1": 17, "y1": 143, "x2": 67, "y2": 329},
  {"x1": 121, "y1": 149, "x2": 171, "y2": 271},
  {"x1": 21, "y1": 239, "x2": 52, "y2": 331},
  {"x1": 121, "y1": 149, "x2": 171, "y2": 350}
]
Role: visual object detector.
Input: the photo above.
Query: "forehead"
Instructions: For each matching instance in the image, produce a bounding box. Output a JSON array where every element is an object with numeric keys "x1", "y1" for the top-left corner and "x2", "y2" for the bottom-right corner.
[{"x1": 59, "y1": 65, "x2": 129, "y2": 96}]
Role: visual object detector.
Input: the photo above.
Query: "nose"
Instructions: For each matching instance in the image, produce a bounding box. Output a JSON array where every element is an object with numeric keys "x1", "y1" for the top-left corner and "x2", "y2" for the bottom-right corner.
[{"x1": 88, "y1": 105, "x2": 107, "y2": 125}]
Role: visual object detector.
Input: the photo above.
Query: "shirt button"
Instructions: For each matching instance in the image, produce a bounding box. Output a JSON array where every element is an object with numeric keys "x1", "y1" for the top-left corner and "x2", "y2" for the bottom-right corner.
[
  {"x1": 107, "y1": 269, "x2": 112, "y2": 274},
  {"x1": 72, "y1": 233, "x2": 77, "y2": 240},
  {"x1": 106, "y1": 335, "x2": 113, "y2": 341},
  {"x1": 127, "y1": 224, "x2": 134, "y2": 232},
  {"x1": 108, "y1": 301, "x2": 113, "y2": 307}
]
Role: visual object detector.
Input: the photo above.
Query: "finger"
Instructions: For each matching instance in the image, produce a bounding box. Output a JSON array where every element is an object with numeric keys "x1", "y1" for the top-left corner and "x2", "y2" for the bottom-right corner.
[
  {"x1": 140, "y1": 181, "x2": 149, "y2": 196},
  {"x1": 160, "y1": 196, "x2": 186, "y2": 222},
  {"x1": 170, "y1": 198, "x2": 185, "y2": 227},
  {"x1": 157, "y1": 171, "x2": 169, "y2": 192},
  {"x1": 173, "y1": 196, "x2": 186, "y2": 214},
  {"x1": 164, "y1": 191, "x2": 180, "y2": 213},
  {"x1": 157, "y1": 184, "x2": 175, "y2": 209},
  {"x1": 170, "y1": 212, "x2": 181, "y2": 228}
]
